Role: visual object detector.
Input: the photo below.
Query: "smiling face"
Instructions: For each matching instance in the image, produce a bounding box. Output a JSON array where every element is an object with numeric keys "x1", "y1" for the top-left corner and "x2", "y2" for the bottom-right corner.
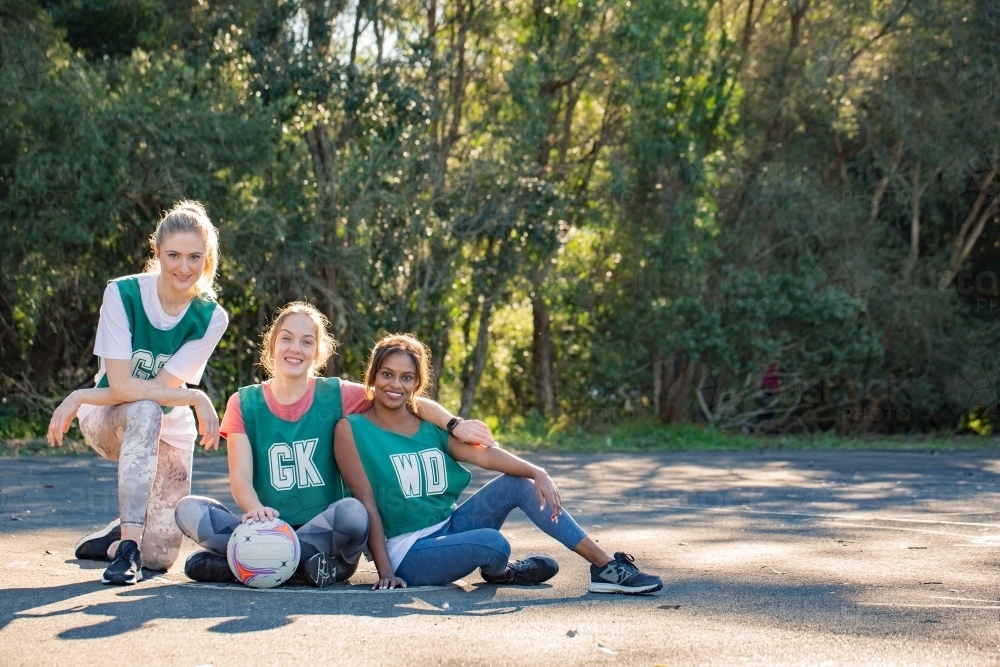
[
  {"x1": 270, "y1": 313, "x2": 320, "y2": 381},
  {"x1": 372, "y1": 351, "x2": 419, "y2": 410},
  {"x1": 155, "y1": 231, "x2": 208, "y2": 297},
  {"x1": 363, "y1": 334, "x2": 432, "y2": 411}
]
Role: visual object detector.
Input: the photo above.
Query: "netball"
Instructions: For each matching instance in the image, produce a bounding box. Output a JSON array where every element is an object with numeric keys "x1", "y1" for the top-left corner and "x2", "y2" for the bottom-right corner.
[{"x1": 226, "y1": 518, "x2": 301, "y2": 589}]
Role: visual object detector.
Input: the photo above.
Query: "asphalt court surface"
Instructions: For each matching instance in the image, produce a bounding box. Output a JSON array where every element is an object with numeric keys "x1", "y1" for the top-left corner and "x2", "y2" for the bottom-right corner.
[{"x1": 2, "y1": 450, "x2": 1000, "y2": 666}]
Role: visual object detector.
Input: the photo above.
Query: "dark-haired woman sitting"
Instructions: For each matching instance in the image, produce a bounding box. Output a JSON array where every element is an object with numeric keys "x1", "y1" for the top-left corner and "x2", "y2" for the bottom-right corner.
[{"x1": 334, "y1": 334, "x2": 663, "y2": 594}]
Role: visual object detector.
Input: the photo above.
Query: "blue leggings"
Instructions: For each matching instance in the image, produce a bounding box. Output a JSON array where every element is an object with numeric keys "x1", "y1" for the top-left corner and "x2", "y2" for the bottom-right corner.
[{"x1": 394, "y1": 474, "x2": 587, "y2": 586}]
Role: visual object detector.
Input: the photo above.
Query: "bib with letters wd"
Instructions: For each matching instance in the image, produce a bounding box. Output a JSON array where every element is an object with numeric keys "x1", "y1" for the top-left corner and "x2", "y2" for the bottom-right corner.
[{"x1": 347, "y1": 414, "x2": 471, "y2": 539}]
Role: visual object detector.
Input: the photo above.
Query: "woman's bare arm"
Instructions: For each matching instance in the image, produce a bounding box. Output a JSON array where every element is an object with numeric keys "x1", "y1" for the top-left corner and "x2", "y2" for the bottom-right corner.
[
  {"x1": 334, "y1": 419, "x2": 406, "y2": 589},
  {"x1": 227, "y1": 432, "x2": 275, "y2": 522},
  {"x1": 412, "y1": 397, "x2": 496, "y2": 447},
  {"x1": 47, "y1": 362, "x2": 219, "y2": 448}
]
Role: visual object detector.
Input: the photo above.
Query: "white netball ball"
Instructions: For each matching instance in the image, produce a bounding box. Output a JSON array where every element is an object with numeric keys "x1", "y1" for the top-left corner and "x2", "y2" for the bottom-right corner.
[{"x1": 227, "y1": 517, "x2": 300, "y2": 589}]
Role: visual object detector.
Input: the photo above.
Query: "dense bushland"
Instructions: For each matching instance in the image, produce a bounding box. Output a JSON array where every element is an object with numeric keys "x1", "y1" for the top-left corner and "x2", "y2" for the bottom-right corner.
[{"x1": 1, "y1": 0, "x2": 997, "y2": 438}]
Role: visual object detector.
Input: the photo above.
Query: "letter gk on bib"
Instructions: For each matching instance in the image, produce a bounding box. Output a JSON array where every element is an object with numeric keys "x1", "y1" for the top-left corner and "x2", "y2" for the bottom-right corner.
[
  {"x1": 293, "y1": 439, "x2": 324, "y2": 488},
  {"x1": 241, "y1": 378, "x2": 345, "y2": 526},
  {"x1": 269, "y1": 440, "x2": 325, "y2": 491}
]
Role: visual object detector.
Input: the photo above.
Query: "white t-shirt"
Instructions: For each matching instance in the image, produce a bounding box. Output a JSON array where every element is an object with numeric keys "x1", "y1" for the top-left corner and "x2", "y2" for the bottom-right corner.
[
  {"x1": 386, "y1": 517, "x2": 450, "y2": 571},
  {"x1": 77, "y1": 273, "x2": 229, "y2": 451}
]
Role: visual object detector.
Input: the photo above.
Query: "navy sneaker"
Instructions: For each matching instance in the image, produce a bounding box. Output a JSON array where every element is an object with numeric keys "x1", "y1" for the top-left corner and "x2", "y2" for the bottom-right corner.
[
  {"x1": 75, "y1": 518, "x2": 121, "y2": 561},
  {"x1": 482, "y1": 554, "x2": 560, "y2": 585},
  {"x1": 588, "y1": 552, "x2": 662, "y2": 594},
  {"x1": 332, "y1": 553, "x2": 360, "y2": 582},
  {"x1": 301, "y1": 553, "x2": 335, "y2": 588},
  {"x1": 184, "y1": 551, "x2": 236, "y2": 584},
  {"x1": 102, "y1": 540, "x2": 142, "y2": 585}
]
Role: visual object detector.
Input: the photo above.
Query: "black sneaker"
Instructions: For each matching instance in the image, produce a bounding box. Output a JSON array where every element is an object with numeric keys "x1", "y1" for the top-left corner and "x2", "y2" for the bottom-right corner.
[
  {"x1": 481, "y1": 553, "x2": 559, "y2": 585},
  {"x1": 332, "y1": 553, "x2": 359, "y2": 582},
  {"x1": 588, "y1": 552, "x2": 662, "y2": 595},
  {"x1": 184, "y1": 551, "x2": 236, "y2": 584},
  {"x1": 75, "y1": 518, "x2": 121, "y2": 561},
  {"x1": 102, "y1": 540, "x2": 142, "y2": 585},
  {"x1": 300, "y1": 553, "x2": 335, "y2": 588}
]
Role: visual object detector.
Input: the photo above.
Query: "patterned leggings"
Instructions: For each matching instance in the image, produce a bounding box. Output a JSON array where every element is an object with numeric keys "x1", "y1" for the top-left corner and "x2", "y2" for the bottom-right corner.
[
  {"x1": 174, "y1": 496, "x2": 369, "y2": 577},
  {"x1": 79, "y1": 401, "x2": 193, "y2": 570}
]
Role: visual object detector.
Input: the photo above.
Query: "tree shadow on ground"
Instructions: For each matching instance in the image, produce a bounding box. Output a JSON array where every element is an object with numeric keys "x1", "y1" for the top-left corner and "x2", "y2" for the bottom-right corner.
[
  {"x1": 7, "y1": 574, "x2": 996, "y2": 648},
  {"x1": 7, "y1": 578, "x2": 611, "y2": 637}
]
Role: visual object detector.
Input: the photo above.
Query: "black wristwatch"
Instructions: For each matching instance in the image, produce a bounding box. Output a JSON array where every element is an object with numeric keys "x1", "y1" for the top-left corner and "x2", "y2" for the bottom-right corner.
[{"x1": 446, "y1": 417, "x2": 463, "y2": 435}]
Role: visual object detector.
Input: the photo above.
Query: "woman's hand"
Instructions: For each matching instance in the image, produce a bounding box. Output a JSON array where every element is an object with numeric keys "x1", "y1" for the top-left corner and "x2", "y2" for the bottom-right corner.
[
  {"x1": 192, "y1": 390, "x2": 220, "y2": 450},
  {"x1": 373, "y1": 574, "x2": 407, "y2": 590},
  {"x1": 452, "y1": 419, "x2": 497, "y2": 448},
  {"x1": 241, "y1": 507, "x2": 279, "y2": 523},
  {"x1": 47, "y1": 391, "x2": 81, "y2": 447},
  {"x1": 533, "y1": 470, "x2": 563, "y2": 522}
]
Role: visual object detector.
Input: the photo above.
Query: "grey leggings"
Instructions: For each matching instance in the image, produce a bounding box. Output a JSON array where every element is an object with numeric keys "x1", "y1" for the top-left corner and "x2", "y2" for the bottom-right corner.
[
  {"x1": 79, "y1": 401, "x2": 193, "y2": 570},
  {"x1": 175, "y1": 495, "x2": 369, "y2": 574}
]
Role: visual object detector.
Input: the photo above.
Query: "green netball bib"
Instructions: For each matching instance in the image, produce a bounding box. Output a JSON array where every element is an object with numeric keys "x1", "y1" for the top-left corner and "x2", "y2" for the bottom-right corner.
[
  {"x1": 241, "y1": 377, "x2": 345, "y2": 526},
  {"x1": 96, "y1": 276, "x2": 217, "y2": 416},
  {"x1": 347, "y1": 414, "x2": 471, "y2": 539}
]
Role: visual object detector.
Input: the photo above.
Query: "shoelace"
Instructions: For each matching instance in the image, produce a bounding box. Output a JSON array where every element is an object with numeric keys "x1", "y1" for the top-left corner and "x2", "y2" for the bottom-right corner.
[
  {"x1": 508, "y1": 560, "x2": 541, "y2": 584},
  {"x1": 115, "y1": 542, "x2": 140, "y2": 566},
  {"x1": 614, "y1": 553, "x2": 639, "y2": 574}
]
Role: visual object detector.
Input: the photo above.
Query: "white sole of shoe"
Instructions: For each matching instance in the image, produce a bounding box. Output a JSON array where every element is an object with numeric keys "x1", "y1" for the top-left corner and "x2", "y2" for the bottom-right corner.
[
  {"x1": 102, "y1": 570, "x2": 142, "y2": 585},
  {"x1": 587, "y1": 581, "x2": 663, "y2": 595}
]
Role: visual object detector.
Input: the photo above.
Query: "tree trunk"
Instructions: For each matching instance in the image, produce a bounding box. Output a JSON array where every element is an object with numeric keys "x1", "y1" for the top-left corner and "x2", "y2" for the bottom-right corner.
[
  {"x1": 657, "y1": 352, "x2": 696, "y2": 423},
  {"x1": 904, "y1": 162, "x2": 922, "y2": 278},
  {"x1": 869, "y1": 175, "x2": 890, "y2": 225},
  {"x1": 459, "y1": 297, "x2": 493, "y2": 418},
  {"x1": 439, "y1": 0, "x2": 471, "y2": 169},
  {"x1": 940, "y1": 169, "x2": 999, "y2": 288},
  {"x1": 322, "y1": 263, "x2": 346, "y2": 378},
  {"x1": 789, "y1": 0, "x2": 809, "y2": 50},
  {"x1": 740, "y1": 0, "x2": 757, "y2": 51},
  {"x1": 530, "y1": 274, "x2": 556, "y2": 417},
  {"x1": 904, "y1": 161, "x2": 947, "y2": 280},
  {"x1": 869, "y1": 140, "x2": 902, "y2": 225},
  {"x1": 428, "y1": 325, "x2": 450, "y2": 400},
  {"x1": 652, "y1": 349, "x2": 663, "y2": 418}
]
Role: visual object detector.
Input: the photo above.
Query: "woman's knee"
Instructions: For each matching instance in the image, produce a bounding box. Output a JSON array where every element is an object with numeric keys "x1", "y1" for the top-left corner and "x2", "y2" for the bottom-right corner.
[
  {"x1": 121, "y1": 401, "x2": 163, "y2": 448},
  {"x1": 474, "y1": 529, "x2": 511, "y2": 574},
  {"x1": 495, "y1": 473, "x2": 534, "y2": 495},
  {"x1": 477, "y1": 528, "x2": 511, "y2": 560},
  {"x1": 130, "y1": 400, "x2": 163, "y2": 425},
  {"x1": 496, "y1": 473, "x2": 530, "y2": 486},
  {"x1": 140, "y1": 551, "x2": 176, "y2": 572},
  {"x1": 327, "y1": 498, "x2": 369, "y2": 540},
  {"x1": 173, "y1": 495, "x2": 208, "y2": 538}
]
